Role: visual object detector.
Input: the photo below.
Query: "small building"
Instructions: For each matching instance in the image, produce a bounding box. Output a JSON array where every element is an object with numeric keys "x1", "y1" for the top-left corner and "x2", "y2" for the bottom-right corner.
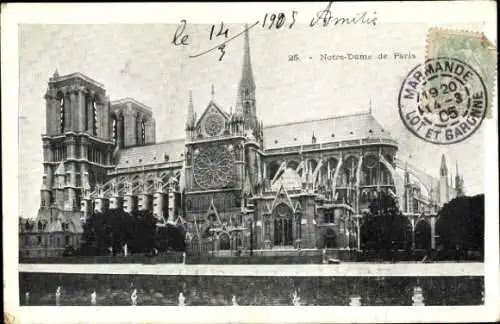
[{"x1": 19, "y1": 214, "x2": 82, "y2": 258}]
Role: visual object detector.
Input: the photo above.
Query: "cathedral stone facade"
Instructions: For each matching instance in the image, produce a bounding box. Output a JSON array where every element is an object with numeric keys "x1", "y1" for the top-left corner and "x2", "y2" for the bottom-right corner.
[{"x1": 20, "y1": 29, "x2": 465, "y2": 257}]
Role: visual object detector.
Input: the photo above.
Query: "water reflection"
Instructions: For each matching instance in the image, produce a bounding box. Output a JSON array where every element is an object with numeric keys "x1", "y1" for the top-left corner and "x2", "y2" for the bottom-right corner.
[
  {"x1": 55, "y1": 286, "x2": 61, "y2": 306},
  {"x1": 19, "y1": 274, "x2": 483, "y2": 306},
  {"x1": 178, "y1": 292, "x2": 185, "y2": 306},
  {"x1": 349, "y1": 296, "x2": 362, "y2": 306},
  {"x1": 131, "y1": 289, "x2": 137, "y2": 306},
  {"x1": 91, "y1": 290, "x2": 97, "y2": 305},
  {"x1": 292, "y1": 290, "x2": 301, "y2": 306},
  {"x1": 411, "y1": 286, "x2": 425, "y2": 306}
]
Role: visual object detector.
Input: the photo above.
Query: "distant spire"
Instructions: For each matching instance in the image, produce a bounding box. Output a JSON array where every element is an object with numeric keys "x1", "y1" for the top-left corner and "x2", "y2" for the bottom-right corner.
[
  {"x1": 186, "y1": 90, "x2": 195, "y2": 129},
  {"x1": 211, "y1": 84, "x2": 215, "y2": 100},
  {"x1": 239, "y1": 24, "x2": 256, "y2": 94},
  {"x1": 369, "y1": 98, "x2": 372, "y2": 114},
  {"x1": 440, "y1": 154, "x2": 448, "y2": 176},
  {"x1": 53, "y1": 69, "x2": 59, "y2": 78}
]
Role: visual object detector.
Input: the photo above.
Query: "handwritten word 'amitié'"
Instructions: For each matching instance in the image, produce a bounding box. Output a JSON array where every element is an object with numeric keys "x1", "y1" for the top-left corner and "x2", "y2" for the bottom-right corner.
[{"x1": 172, "y1": 2, "x2": 378, "y2": 61}]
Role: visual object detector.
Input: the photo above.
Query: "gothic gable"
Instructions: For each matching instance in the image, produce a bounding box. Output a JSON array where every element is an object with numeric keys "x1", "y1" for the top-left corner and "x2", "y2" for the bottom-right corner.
[
  {"x1": 195, "y1": 101, "x2": 229, "y2": 138},
  {"x1": 271, "y1": 184, "x2": 294, "y2": 211}
]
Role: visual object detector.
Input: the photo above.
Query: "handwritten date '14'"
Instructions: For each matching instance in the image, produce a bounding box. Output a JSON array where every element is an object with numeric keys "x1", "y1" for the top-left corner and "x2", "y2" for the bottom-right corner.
[
  {"x1": 173, "y1": 2, "x2": 377, "y2": 61},
  {"x1": 173, "y1": 11, "x2": 297, "y2": 61}
]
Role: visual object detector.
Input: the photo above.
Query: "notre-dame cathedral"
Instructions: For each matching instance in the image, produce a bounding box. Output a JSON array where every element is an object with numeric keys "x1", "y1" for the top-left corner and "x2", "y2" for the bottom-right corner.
[{"x1": 20, "y1": 28, "x2": 465, "y2": 257}]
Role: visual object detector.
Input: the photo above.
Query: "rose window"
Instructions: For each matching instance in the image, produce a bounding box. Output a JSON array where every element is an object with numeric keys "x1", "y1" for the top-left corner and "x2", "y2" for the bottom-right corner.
[
  {"x1": 193, "y1": 146, "x2": 234, "y2": 189},
  {"x1": 203, "y1": 113, "x2": 224, "y2": 137}
]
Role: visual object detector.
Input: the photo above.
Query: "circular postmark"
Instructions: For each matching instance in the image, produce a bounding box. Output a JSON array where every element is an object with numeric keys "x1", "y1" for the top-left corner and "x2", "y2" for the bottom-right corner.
[{"x1": 398, "y1": 57, "x2": 487, "y2": 144}]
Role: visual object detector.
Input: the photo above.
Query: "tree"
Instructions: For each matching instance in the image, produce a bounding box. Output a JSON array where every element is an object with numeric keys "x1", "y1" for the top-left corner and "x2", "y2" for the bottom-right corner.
[
  {"x1": 361, "y1": 191, "x2": 411, "y2": 254},
  {"x1": 436, "y1": 194, "x2": 484, "y2": 258},
  {"x1": 80, "y1": 209, "x2": 187, "y2": 256},
  {"x1": 155, "y1": 224, "x2": 187, "y2": 252}
]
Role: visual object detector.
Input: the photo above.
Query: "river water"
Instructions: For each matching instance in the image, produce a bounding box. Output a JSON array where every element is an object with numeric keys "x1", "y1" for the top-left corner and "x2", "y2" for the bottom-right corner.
[{"x1": 19, "y1": 273, "x2": 483, "y2": 306}]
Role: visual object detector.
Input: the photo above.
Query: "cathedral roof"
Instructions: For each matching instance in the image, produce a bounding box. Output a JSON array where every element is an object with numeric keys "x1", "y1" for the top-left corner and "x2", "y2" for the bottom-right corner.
[
  {"x1": 262, "y1": 112, "x2": 394, "y2": 150},
  {"x1": 116, "y1": 139, "x2": 185, "y2": 169}
]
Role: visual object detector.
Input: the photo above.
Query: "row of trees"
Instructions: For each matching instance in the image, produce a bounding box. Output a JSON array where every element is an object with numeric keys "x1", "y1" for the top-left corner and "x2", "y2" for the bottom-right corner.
[
  {"x1": 359, "y1": 191, "x2": 484, "y2": 260},
  {"x1": 75, "y1": 192, "x2": 484, "y2": 259},
  {"x1": 78, "y1": 210, "x2": 186, "y2": 256}
]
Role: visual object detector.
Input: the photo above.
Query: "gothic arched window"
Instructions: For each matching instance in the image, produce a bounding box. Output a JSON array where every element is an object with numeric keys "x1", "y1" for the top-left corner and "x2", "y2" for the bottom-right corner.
[
  {"x1": 135, "y1": 113, "x2": 141, "y2": 144},
  {"x1": 119, "y1": 114, "x2": 125, "y2": 148},
  {"x1": 59, "y1": 96, "x2": 65, "y2": 133},
  {"x1": 84, "y1": 93, "x2": 89, "y2": 131},
  {"x1": 92, "y1": 100, "x2": 98, "y2": 136},
  {"x1": 111, "y1": 116, "x2": 118, "y2": 145},
  {"x1": 141, "y1": 120, "x2": 146, "y2": 144}
]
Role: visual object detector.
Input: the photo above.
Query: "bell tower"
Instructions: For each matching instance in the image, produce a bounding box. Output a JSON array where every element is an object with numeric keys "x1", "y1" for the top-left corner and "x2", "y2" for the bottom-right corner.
[{"x1": 38, "y1": 71, "x2": 115, "y2": 224}]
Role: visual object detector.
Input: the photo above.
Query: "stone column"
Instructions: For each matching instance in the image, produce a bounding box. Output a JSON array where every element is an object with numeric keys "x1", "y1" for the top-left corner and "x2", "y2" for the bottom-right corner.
[
  {"x1": 81, "y1": 138, "x2": 89, "y2": 162},
  {"x1": 167, "y1": 191, "x2": 176, "y2": 220},
  {"x1": 138, "y1": 194, "x2": 151, "y2": 211},
  {"x1": 152, "y1": 178, "x2": 164, "y2": 219},
  {"x1": 123, "y1": 195, "x2": 135, "y2": 214},
  {"x1": 411, "y1": 218, "x2": 416, "y2": 250},
  {"x1": 80, "y1": 163, "x2": 89, "y2": 189},
  {"x1": 109, "y1": 179, "x2": 121, "y2": 210},
  {"x1": 430, "y1": 216, "x2": 436, "y2": 249},
  {"x1": 109, "y1": 196, "x2": 122, "y2": 210},
  {"x1": 80, "y1": 198, "x2": 91, "y2": 223},
  {"x1": 94, "y1": 198, "x2": 108, "y2": 214},
  {"x1": 123, "y1": 180, "x2": 135, "y2": 214},
  {"x1": 66, "y1": 161, "x2": 77, "y2": 211}
]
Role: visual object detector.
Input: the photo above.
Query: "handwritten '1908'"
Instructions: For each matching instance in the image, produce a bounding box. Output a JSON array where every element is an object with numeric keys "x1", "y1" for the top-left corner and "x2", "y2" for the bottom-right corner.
[
  {"x1": 172, "y1": 11, "x2": 297, "y2": 61},
  {"x1": 173, "y1": 2, "x2": 377, "y2": 61}
]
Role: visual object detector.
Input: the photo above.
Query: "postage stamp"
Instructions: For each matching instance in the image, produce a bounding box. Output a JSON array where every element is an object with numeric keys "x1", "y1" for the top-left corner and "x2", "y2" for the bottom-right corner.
[
  {"x1": 1, "y1": 2, "x2": 499, "y2": 324},
  {"x1": 398, "y1": 29, "x2": 496, "y2": 145}
]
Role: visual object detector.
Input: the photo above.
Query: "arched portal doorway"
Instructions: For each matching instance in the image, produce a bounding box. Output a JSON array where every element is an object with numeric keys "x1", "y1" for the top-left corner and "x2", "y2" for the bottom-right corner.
[
  {"x1": 324, "y1": 228, "x2": 337, "y2": 248},
  {"x1": 273, "y1": 204, "x2": 293, "y2": 247},
  {"x1": 219, "y1": 233, "x2": 230, "y2": 250},
  {"x1": 415, "y1": 220, "x2": 431, "y2": 250}
]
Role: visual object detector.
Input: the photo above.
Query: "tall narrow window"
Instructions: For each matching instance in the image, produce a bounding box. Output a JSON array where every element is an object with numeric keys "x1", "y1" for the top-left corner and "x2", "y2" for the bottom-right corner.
[
  {"x1": 112, "y1": 117, "x2": 118, "y2": 145},
  {"x1": 59, "y1": 96, "x2": 65, "y2": 133},
  {"x1": 119, "y1": 114, "x2": 125, "y2": 148},
  {"x1": 92, "y1": 100, "x2": 98, "y2": 136},
  {"x1": 76, "y1": 172, "x2": 81, "y2": 187},
  {"x1": 135, "y1": 113, "x2": 140, "y2": 144},
  {"x1": 141, "y1": 120, "x2": 146, "y2": 144},
  {"x1": 84, "y1": 94, "x2": 89, "y2": 131}
]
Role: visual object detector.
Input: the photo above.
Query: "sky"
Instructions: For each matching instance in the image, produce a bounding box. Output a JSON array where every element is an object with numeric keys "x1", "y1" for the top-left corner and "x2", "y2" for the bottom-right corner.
[{"x1": 18, "y1": 22, "x2": 487, "y2": 218}]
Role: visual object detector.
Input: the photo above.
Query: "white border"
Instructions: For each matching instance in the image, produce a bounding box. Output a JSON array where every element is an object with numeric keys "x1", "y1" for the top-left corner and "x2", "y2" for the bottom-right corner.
[{"x1": 2, "y1": 2, "x2": 498, "y2": 323}]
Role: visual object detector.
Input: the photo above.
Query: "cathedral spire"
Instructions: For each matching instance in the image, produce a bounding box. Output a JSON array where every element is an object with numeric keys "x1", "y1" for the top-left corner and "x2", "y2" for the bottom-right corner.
[
  {"x1": 440, "y1": 154, "x2": 447, "y2": 177},
  {"x1": 211, "y1": 84, "x2": 215, "y2": 101},
  {"x1": 186, "y1": 90, "x2": 195, "y2": 130},
  {"x1": 239, "y1": 24, "x2": 255, "y2": 93}
]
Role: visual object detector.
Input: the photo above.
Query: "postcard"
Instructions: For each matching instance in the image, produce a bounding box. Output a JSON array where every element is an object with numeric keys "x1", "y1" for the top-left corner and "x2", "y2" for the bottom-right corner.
[{"x1": 2, "y1": 2, "x2": 498, "y2": 323}]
